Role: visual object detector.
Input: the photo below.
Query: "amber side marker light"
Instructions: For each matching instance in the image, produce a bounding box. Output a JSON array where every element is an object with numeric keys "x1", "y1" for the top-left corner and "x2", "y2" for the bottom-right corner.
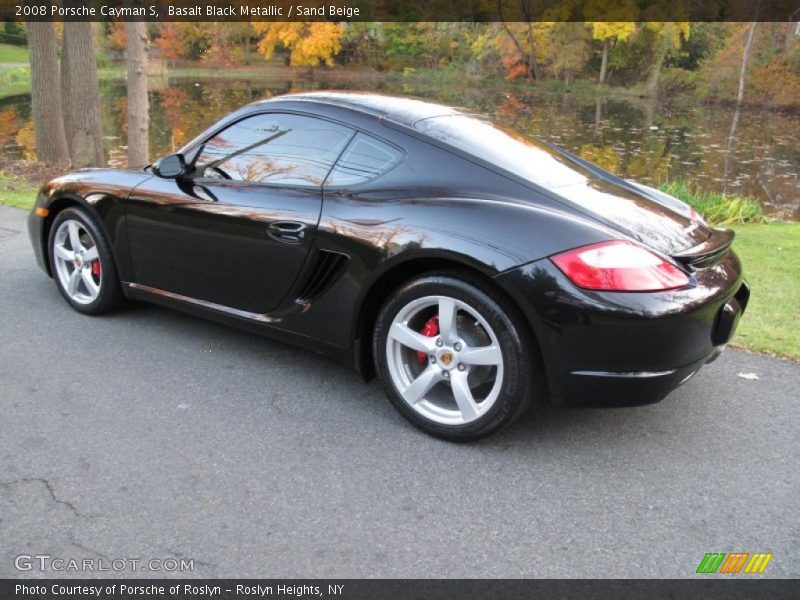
[{"x1": 35, "y1": 207, "x2": 49, "y2": 217}]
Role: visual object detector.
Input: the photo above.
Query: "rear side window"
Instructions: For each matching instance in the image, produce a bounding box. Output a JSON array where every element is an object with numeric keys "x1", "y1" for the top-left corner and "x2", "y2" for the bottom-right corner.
[
  {"x1": 325, "y1": 133, "x2": 401, "y2": 187},
  {"x1": 414, "y1": 114, "x2": 589, "y2": 189}
]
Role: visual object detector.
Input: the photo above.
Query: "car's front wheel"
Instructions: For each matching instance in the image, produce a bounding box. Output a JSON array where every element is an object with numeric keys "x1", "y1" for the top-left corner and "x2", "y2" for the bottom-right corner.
[
  {"x1": 48, "y1": 207, "x2": 124, "y2": 315},
  {"x1": 374, "y1": 271, "x2": 539, "y2": 441}
]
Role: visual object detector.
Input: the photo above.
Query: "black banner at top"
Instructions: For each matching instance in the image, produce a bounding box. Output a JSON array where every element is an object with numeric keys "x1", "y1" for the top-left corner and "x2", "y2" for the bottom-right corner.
[{"x1": 3, "y1": 0, "x2": 799, "y2": 22}]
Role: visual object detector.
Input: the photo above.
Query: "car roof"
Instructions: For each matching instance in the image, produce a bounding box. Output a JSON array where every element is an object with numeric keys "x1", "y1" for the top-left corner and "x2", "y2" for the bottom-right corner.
[{"x1": 260, "y1": 91, "x2": 467, "y2": 127}]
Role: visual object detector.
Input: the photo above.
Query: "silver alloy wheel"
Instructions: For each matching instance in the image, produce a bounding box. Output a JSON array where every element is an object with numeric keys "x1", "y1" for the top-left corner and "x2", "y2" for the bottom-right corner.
[
  {"x1": 52, "y1": 219, "x2": 102, "y2": 305},
  {"x1": 386, "y1": 295, "x2": 504, "y2": 425}
]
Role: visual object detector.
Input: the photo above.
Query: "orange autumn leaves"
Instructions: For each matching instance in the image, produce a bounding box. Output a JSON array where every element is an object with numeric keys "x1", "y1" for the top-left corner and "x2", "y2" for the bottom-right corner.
[
  {"x1": 121, "y1": 21, "x2": 346, "y2": 68},
  {"x1": 252, "y1": 23, "x2": 345, "y2": 67},
  {"x1": 0, "y1": 108, "x2": 35, "y2": 160}
]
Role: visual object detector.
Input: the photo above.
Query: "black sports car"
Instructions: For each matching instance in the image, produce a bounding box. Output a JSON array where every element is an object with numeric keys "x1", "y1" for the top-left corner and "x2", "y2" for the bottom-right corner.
[{"x1": 28, "y1": 92, "x2": 749, "y2": 440}]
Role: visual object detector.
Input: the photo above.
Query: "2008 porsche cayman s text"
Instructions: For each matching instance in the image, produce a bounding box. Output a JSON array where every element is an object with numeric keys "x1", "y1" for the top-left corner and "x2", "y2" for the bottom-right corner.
[{"x1": 28, "y1": 93, "x2": 749, "y2": 440}]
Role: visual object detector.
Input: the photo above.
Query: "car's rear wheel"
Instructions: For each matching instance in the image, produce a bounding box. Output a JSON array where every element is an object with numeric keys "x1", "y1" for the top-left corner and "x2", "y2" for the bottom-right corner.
[
  {"x1": 374, "y1": 271, "x2": 538, "y2": 441},
  {"x1": 48, "y1": 207, "x2": 124, "y2": 315}
]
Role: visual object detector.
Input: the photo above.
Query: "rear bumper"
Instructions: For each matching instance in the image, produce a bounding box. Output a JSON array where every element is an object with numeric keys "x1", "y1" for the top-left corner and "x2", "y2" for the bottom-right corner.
[
  {"x1": 560, "y1": 347, "x2": 722, "y2": 407},
  {"x1": 496, "y1": 249, "x2": 748, "y2": 408}
]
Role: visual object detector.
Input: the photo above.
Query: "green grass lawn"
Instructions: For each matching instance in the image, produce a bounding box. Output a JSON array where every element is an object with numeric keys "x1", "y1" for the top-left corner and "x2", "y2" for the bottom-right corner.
[
  {"x1": 0, "y1": 171, "x2": 797, "y2": 360},
  {"x1": 0, "y1": 43, "x2": 29, "y2": 63},
  {"x1": 0, "y1": 171, "x2": 38, "y2": 209},
  {"x1": 0, "y1": 65, "x2": 31, "y2": 98},
  {"x1": 730, "y1": 222, "x2": 800, "y2": 360}
]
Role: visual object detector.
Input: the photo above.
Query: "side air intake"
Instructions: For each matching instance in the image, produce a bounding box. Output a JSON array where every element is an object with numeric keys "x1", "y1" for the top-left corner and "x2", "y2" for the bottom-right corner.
[{"x1": 296, "y1": 251, "x2": 349, "y2": 304}]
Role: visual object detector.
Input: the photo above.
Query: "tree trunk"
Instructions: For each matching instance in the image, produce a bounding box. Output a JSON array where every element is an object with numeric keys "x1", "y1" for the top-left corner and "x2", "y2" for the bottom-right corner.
[
  {"x1": 27, "y1": 22, "x2": 70, "y2": 165},
  {"x1": 736, "y1": 22, "x2": 758, "y2": 106},
  {"x1": 244, "y1": 22, "x2": 251, "y2": 66},
  {"x1": 646, "y1": 31, "x2": 670, "y2": 96},
  {"x1": 524, "y1": 21, "x2": 541, "y2": 80},
  {"x1": 724, "y1": 22, "x2": 759, "y2": 195},
  {"x1": 62, "y1": 22, "x2": 104, "y2": 168},
  {"x1": 125, "y1": 22, "x2": 149, "y2": 168},
  {"x1": 599, "y1": 39, "x2": 609, "y2": 84},
  {"x1": 60, "y1": 27, "x2": 71, "y2": 152},
  {"x1": 497, "y1": 0, "x2": 536, "y2": 80},
  {"x1": 499, "y1": 19, "x2": 532, "y2": 78}
]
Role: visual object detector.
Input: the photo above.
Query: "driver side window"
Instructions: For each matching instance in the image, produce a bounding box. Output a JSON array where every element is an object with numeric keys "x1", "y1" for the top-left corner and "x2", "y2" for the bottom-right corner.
[{"x1": 195, "y1": 113, "x2": 354, "y2": 187}]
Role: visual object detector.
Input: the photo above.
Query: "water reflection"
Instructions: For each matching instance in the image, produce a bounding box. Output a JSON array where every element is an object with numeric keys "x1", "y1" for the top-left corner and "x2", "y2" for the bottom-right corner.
[{"x1": 0, "y1": 76, "x2": 797, "y2": 219}]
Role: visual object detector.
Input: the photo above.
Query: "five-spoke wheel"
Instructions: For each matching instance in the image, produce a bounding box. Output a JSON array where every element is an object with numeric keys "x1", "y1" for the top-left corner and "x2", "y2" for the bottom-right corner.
[
  {"x1": 52, "y1": 219, "x2": 102, "y2": 305},
  {"x1": 375, "y1": 271, "x2": 537, "y2": 441},
  {"x1": 48, "y1": 207, "x2": 124, "y2": 315},
  {"x1": 386, "y1": 295, "x2": 504, "y2": 425}
]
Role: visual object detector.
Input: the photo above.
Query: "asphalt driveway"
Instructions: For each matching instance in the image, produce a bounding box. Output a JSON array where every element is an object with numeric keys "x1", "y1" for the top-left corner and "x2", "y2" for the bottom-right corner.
[{"x1": 1, "y1": 205, "x2": 798, "y2": 578}]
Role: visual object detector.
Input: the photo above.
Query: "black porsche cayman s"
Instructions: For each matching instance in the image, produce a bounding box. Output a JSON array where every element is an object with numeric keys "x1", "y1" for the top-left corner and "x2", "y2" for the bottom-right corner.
[{"x1": 28, "y1": 92, "x2": 749, "y2": 440}]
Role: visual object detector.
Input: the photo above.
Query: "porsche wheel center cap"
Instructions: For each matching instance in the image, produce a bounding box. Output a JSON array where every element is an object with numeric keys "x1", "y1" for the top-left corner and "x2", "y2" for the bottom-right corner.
[{"x1": 437, "y1": 350, "x2": 454, "y2": 369}]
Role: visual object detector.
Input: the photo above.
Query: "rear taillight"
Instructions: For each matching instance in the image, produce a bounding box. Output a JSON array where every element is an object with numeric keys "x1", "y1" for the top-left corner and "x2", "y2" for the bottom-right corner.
[{"x1": 550, "y1": 240, "x2": 689, "y2": 292}]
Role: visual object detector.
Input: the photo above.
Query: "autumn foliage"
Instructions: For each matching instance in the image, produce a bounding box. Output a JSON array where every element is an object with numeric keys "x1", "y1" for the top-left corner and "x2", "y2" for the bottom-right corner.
[
  {"x1": 251, "y1": 22, "x2": 345, "y2": 67},
  {"x1": 83, "y1": 21, "x2": 800, "y2": 108}
]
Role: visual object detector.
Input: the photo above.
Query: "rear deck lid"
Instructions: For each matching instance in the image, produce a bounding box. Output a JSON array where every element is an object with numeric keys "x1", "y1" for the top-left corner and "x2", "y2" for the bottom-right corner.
[{"x1": 413, "y1": 114, "x2": 711, "y2": 255}]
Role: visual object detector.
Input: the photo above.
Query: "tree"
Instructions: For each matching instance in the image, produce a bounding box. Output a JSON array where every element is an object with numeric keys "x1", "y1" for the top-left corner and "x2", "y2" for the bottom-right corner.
[
  {"x1": 201, "y1": 23, "x2": 253, "y2": 66},
  {"x1": 340, "y1": 23, "x2": 386, "y2": 67},
  {"x1": 154, "y1": 21, "x2": 214, "y2": 62},
  {"x1": 545, "y1": 23, "x2": 592, "y2": 84},
  {"x1": 645, "y1": 22, "x2": 690, "y2": 95},
  {"x1": 155, "y1": 22, "x2": 184, "y2": 64},
  {"x1": 125, "y1": 22, "x2": 149, "y2": 168},
  {"x1": 586, "y1": 0, "x2": 638, "y2": 83},
  {"x1": 736, "y1": 22, "x2": 759, "y2": 105},
  {"x1": 497, "y1": 21, "x2": 539, "y2": 80},
  {"x1": 496, "y1": 0, "x2": 542, "y2": 80},
  {"x1": 107, "y1": 22, "x2": 127, "y2": 52},
  {"x1": 243, "y1": 22, "x2": 252, "y2": 65},
  {"x1": 252, "y1": 22, "x2": 345, "y2": 67},
  {"x1": 61, "y1": 22, "x2": 104, "y2": 168},
  {"x1": 496, "y1": 21, "x2": 593, "y2": 83},
  {"x1": 591, "y1": 22, "x2": 637, "y2": 84},
  {"x1": 695, "y1": 23, "x2": 799, "y2": 109},
  {"x1": 723, "y1": 22, "x2": 759, "y2": 193},
  {"x1": 26, "y1": 22, "x2": 69, "y2": 165}
]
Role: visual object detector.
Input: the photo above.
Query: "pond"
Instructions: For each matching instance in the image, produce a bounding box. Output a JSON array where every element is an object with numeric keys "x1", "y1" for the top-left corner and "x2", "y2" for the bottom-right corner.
[{"x1": 1, "y1": 74, "x2": 798, "y2": 220}]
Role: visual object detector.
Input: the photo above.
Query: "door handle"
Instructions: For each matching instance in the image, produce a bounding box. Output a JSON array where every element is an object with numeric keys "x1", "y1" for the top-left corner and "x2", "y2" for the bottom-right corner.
[{"x1": 268, "y1": 221, "x2": 307, "y2": 244}]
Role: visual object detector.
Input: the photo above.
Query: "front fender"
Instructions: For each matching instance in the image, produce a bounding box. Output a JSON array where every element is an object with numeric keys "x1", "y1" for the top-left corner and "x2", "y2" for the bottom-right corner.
[{"x1": 30, "y1": 169, "x2": 152, "y2": 280}]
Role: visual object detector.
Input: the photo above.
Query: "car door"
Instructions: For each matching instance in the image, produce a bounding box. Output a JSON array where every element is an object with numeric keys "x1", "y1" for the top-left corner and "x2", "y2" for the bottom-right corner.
[{"x1": 125, "y1": 112, "x2": 355, "y2": 314}]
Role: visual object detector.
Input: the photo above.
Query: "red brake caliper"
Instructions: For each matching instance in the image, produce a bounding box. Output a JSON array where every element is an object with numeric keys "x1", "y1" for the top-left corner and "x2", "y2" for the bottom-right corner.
[
  {"x1": 91, "y1": 260, "x2": 101, "y2": 277},
  {"x1": 417, "y1": 314, "x2": 439, "y2": 363}
]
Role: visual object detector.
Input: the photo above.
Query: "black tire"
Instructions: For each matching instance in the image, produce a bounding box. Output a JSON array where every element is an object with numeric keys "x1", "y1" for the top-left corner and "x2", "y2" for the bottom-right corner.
[
  {"x1": 373, "y1": 270, "x2": 540, "y2": 441},
  {"x1": 47, "y1": 207, "x2": 125, "y2": 315}
]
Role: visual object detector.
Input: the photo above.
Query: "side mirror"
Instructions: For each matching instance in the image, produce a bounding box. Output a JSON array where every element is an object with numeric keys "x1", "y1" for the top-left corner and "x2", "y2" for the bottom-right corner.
[{"x1": 152, "y1": 154, "x2": 186, "y2": 179}]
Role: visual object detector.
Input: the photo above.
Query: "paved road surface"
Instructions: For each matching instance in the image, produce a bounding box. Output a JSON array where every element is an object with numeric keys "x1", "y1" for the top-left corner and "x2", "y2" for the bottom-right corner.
[{"x1": 0, "y1": 205, "x2": 797, "y2": 578}]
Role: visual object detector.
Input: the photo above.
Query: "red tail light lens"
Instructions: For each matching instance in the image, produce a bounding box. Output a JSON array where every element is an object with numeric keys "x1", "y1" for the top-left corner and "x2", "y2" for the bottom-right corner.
[{"x1": 551, "y1": 240, "x2": 689, "y2": 292}]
